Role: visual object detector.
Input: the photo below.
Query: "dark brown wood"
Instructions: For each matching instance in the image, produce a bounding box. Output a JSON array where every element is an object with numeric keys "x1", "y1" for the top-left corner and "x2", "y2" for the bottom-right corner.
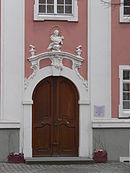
[{"x1": 32, "y1": 76, "x2": 79, "y2": 157}]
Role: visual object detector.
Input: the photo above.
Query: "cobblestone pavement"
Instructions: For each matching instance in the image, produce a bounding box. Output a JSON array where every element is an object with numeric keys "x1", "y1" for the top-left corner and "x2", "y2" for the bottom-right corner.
[{"x1": 0, "y1": 162, "x2": 130, "y2": 173}]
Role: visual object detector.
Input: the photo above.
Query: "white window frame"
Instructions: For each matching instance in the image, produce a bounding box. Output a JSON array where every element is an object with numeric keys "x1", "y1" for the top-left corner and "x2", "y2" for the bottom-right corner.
[
  {"x1": 34, "y1": 0, "x2": 78, "y2": 21},
  {"x1": 119, "y1": 65, "x2": 130, "y2": 118},
  {"x1": 120, "y1": 0, "x2": 130, "y2": 23}
]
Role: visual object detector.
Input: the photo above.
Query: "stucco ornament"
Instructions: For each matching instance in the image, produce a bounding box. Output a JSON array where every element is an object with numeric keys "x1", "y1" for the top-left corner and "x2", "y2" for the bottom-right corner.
[
  {"x1": 25, "y1": 32, "x2": 88, "y2": 90},
  {"x1": 29, "y1": 45, "x2": 35, "y2": 56},
  {"x1": 76, "y1": 45, "x2": 82, "y2": 57},
  {"x1": 48, "y1": 30, "x2": 64, "y2": 52}
]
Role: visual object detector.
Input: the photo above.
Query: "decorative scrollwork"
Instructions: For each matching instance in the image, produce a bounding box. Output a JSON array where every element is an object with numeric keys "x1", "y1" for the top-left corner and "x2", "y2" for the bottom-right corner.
[{"x1": 25, "y1": 31, "x2": 88, "y2": 90}]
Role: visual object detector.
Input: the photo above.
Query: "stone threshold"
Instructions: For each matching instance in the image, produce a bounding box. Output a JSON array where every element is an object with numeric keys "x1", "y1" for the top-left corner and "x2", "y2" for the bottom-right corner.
[{"x1": 25, "y1": 157, "x2": 94, "y2": 165}]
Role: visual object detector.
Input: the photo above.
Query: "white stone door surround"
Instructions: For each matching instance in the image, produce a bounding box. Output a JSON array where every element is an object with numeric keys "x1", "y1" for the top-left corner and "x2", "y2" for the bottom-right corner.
[{"x1": 23, "y1": 31, "x2": 92, "y2": 158}]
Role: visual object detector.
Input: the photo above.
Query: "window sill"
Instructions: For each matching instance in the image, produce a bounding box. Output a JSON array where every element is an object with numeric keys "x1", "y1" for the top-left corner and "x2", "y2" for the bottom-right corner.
[
  {"x1": 120, "y1": 16, "x2": 130, "y2": 23},
  {"x1": 119, "y1": 110, "x2": 130, "y2": 118},
  {"x1": 34, "y1": 14, "x2": 78, "y2": 22}
]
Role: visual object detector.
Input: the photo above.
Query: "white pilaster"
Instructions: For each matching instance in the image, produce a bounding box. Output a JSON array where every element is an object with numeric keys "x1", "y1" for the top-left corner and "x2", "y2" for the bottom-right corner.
[
  {"x1": 1, "y1": 0, "x2": 24, "y2": 152},
  {"x1": 1, "y1": 0, "x2": 24, "y2": 121},
  {"x1": 23, "y1": 104, "x2": 32, "y2": 158},
  {"x1": 89, "y1": 0, "x2": 111, "y2": 119},
  {"x1": 79, "y1": 104, "x2": 92, "y2": 157}
]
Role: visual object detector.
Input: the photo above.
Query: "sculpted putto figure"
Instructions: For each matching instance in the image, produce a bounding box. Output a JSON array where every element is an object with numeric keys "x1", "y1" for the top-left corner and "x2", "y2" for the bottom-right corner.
[{"x1": 48, "y1": 30, "x2": 64, "y2": 52}]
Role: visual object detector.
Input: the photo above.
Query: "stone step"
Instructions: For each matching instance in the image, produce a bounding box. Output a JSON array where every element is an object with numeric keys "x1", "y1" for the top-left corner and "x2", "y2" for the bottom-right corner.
[{"x1": 25, "y1": 157, "x2": 94, "y2": 165}]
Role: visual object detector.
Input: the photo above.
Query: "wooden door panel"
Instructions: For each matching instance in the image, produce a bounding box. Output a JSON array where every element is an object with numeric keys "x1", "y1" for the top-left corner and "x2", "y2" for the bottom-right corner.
[
  {"x1": 33, "y1": 126, "x2": 51, "y2": 156},
  {"x1": 59, "y1": 125, "x2": 76, "y2": 155},
  {"x1": 58, "y1": 80, "x2": 76, "y2": 120},
  {"x1": 57, "y1": 77, "x2": 79, "y2": 156},
  {"x1": 33, "y1": 80, "x2": 52, "y2": 122},
  {"x1": 32, "y1": 77, "x2": 53, "y2": 156}
]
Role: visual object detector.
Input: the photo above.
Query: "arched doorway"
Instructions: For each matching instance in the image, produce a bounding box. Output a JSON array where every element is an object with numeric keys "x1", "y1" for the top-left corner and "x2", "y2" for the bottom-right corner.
[{"x1": 32, "y1": 76, "x2": 79, "y2": 157}]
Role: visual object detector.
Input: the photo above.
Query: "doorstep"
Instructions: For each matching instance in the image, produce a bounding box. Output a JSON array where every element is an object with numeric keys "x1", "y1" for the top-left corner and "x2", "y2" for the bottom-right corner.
[{"x1": 25, "y1": 157, "x2": 94, "y2": 165}]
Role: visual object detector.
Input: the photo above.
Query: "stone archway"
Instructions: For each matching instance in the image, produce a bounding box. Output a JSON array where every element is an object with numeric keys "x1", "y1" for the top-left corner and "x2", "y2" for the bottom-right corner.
[{"x1": 23, "y1": 31, "x2": 92, "y2": 158}]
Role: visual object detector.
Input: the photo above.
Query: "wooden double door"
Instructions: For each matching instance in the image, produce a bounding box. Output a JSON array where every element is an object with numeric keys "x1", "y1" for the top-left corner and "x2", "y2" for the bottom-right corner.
[{"x1": 32, "y1": 76, "x2": 79, "y2": 157}]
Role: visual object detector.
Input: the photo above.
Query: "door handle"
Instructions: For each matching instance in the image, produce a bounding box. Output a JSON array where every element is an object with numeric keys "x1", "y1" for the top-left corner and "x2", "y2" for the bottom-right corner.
[
  {"x1": 41, "y1": 121, "x2": 45, "y2": 126},
  {"x1": 66, "y1": 120, "x2": 70, "y2": 125},
  {"x1": 58, "y1": 118, "x2": 62, "y2": 121}
]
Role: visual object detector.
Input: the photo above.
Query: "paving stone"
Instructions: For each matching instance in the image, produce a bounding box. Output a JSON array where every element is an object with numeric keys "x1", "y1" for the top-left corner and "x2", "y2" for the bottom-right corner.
[{"x1": 0, "y1": 162, "x2": 130, "y2": 173}]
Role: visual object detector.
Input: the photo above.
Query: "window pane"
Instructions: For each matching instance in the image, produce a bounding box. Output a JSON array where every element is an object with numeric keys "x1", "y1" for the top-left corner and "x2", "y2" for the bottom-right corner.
[
  {"x1": 123, "y1": 101, "x2": 130, "y2": 109},
  {"x1": 47, "y1": 5, "x2": 54, "y2": 13},
  {"x1": 39, "y1": 0, "x2": 46, "y2": 3},
  {"x1": 65, "y1": 6, "x2": 72, "y2": 13},
  {"x1": 123, "y1": 93, "x2": 130, "y2": 100},
  {"x1": 57, "y1": 6, "x2": 64, "y2": 13},
  {"x1": 124, "y1": 0, "x2": 130, "y2": 15},
  {"x1": 47, "y1": 0, "x2": 54, "y2": 4},
  {"x1": 124, "y1": 7, "x2": 130, "y2": 15},
  {"x1": 57, "y1": 0, "x2": 64, "y2": 4},
  {"x1": 123, "y1": 83, "x2": 130, "y2": 91},
  {"x1": 39, "y1": 5, "x2": 46, "y2": 13},
  {"x1": 123, "y1": 71, "x2": 130, "y2": 80},
  {"x1": 124, "y1": 0, "x2": 130, "y2": 6},
  {"x1": 65, "y1": 0, "x2": 72, "y2": 4}
]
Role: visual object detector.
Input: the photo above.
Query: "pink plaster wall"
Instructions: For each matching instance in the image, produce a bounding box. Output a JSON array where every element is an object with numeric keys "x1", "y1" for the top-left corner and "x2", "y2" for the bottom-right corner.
[
  {"x1": 111, "y1": 2, "x2": 130, "y2": 117},
  {"x1": 25, "y1": 0, "x2": 88, "y2": 79}
]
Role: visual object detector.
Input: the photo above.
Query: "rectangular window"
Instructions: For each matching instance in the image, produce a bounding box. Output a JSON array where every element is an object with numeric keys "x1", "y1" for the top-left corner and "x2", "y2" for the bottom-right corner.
[
  {"x1": 123, "y1": 71, "x2": 130, "y2": 109},
  {"x1": 124, "y1": 0, "x2": 130, "y2": 15},
  {"x1": 34, "y1": 0, "x2": 78, "y2": 21},
  {"x1": 38, "y1": 0, "x2": 72, "y2": 15},
  {"x1": 120, "y1": 0, "x2": 130, "y2": 22},
  {"x1": 119, "y1": 66, "x2": 130, "y2": 117}
]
